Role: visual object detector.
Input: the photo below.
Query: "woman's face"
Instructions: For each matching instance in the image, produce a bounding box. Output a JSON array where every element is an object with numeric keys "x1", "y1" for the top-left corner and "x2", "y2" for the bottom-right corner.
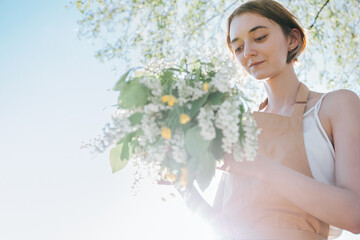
[{"x1": 229, "y1": 13, "x2": 290, "y2": 80}]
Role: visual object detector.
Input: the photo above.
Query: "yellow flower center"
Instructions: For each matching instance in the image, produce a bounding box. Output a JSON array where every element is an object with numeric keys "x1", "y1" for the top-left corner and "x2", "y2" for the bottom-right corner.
[
  {"x1": 203, "y1": 82, "x2": 209, "y2": 91},
  {"x1": 180, "y1": 114, "x2": 191, "y2": 124},
  {"x1": 161, "y1": 127, "x2": 172, "y2": 139},
  {"x1": 161, "y1": 95, "x2": 178, "y2": 106},
  {"x1": 180, "y1": 167, "x2": 188, "y2": 186},
  {"x1": 161, "y1": 95, "x2": 169, "y2": 103}
]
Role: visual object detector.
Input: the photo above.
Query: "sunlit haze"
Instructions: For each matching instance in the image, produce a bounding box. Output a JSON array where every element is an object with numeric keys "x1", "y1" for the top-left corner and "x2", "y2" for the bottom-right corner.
[{"x1": 0, "y1": 1, "x2": 358, "y2": 239}]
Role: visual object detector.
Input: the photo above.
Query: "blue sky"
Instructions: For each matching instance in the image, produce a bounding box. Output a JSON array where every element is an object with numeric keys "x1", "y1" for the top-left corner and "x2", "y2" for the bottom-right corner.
[
  {"x1": 0, "y1": 1, "x2": 217, "y2": 239},
  {"x1": 0, "y1": 1, "x2": 358, "y2": 239},
  {"x1": 0, "y1": 1, "x2": 134, "y2": 239}
]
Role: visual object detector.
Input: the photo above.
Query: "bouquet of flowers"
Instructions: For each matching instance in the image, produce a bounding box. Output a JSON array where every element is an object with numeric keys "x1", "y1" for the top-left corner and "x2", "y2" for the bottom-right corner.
[{"x1": 83, "y1": 53, "x2": 259, "y2": 193}]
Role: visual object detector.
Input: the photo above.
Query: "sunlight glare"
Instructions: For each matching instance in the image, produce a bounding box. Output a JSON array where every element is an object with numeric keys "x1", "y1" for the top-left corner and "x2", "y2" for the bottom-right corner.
[{"x1": 120, "y1": 180, "x2": 219, "y2": 240}]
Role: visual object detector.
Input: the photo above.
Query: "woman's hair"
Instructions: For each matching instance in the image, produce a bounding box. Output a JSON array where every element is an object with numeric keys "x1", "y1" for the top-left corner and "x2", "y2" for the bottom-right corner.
[{"x1": 226, "y1": 0, "x2": 307, "y2": 63}]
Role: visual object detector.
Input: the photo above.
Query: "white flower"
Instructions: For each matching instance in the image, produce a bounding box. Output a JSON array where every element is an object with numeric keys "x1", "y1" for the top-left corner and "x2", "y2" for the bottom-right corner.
[
  {"x1": 215, "y1": 98, "x2": 241, "y2": 153},
  {"x1": 230, "y1": 111, "x2": 259, "y2": 162},
  {"x1": 145, "y1": 143, "x2": 167, "y2": 164},
  {"x1": 144, "y1": 58, "x2": 175, "y2": 76},
  {"x1": 81, "y1": 109, "x2": 138, "y2": 153},
  {"x1": 83, "y1": 51, "x2": 262, "y2": 194},
  {"x1": 140, "y1": 76, "x2": 162, "y2": 97},
  {"x1": 242, "y1": 111, "x2": 260, "y2": 161},
  {"x1": 175, "y1": 78, "x2": 206, "y2": 104},
  {"x1": 232, "y1": 141, "x2": 245, "y2": 162},
  {"x1": 169, "y1": 129, "x2": 187, "y2": 164},
  {"x1": 141, "y1": 114, "x2": 160, "y2": 144},
  {"x1": 197, "y1": 106, "x2": 216, "y2": 140}
]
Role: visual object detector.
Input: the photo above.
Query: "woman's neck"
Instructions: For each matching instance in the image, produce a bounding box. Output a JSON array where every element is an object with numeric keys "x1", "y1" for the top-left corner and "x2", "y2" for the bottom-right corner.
[{"x1": 263, "y1": 65, "x2": 300, "y2": 113}]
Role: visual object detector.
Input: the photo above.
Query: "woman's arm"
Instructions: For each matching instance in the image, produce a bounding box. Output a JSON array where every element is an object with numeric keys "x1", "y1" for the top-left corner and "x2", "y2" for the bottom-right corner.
[{"x1": 219, "y1": 89, "x2": 360, "y2": 233}]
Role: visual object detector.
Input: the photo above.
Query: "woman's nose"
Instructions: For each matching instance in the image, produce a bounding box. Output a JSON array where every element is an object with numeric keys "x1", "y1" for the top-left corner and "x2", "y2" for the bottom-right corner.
[{"x1": 243, "y1": 43, "x2": 256, "y2": 58}]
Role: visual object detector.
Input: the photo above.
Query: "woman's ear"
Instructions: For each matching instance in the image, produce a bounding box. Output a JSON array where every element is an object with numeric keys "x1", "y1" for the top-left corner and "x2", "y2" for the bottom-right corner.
[{"x1": 288, "y1": 28, "x2": 301, "y2": 51}]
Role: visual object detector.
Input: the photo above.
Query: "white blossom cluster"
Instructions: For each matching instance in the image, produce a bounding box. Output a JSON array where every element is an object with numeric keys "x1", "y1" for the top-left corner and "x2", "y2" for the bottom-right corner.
[
  {"x1": 139, "y1": 76, "x2": 162, "y2": 97},
  {"x1": 190, "y1": 46, "x2": 245, "y2": 93},
  {"x1": 232, "y1": 141, "x2": 245, "y2": 162},
  {"x1": 81, "y1": 109, "x2": 138, "y2": 153},
  {"x1": 214, "y1": 98, "x2": 241, "y2": 153},
  {"x1": 230, "y1": 112, "x2": 259, "y2": 162},
  {"x1": 144, "y1": 160, "x2": 162, "y2": 183},
  {"x1": 175, "y1": 78, "x2": 207, "y2": 105},
  {"x1": 197, "y1": 106, "x2": 216, "y2": 140},
  {"x1": 144, "y1": 58, "x2": 175, "y2": 77},
  {"x1": 141, "y1": 114, "x2": 160, "y2": 144},
  {"x1": 212, "y1": 59, "x2": 244, "y2": 93},
  {"x1": 143, "y1": 141, "x2": 168, "y2": 164},
  {"x1": 130, "y1": 156, "x2": 145, "y2": 195},
  {"x1": 169, "y1": 129, "x2": 187, "y2": 164},
  {"x1": 130, "y1": 144, "x2": 164, "y2": 195},
  {"x1": 241, "y1": 111, "x2": 260, "y2": 161},
  {"x1": 130, "y1": 156, "x2": 163, "y2": 195},
  {"x1": 141, "y1": 103, "x2": 167, "y2": 144},
  {"x1": 83, "y1": 49, "x2": 262, "y2": 193}
]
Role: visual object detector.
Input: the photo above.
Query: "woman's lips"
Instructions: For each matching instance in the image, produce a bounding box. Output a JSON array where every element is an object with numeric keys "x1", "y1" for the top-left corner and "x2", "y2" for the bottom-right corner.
[{"x1": 249, "y1": 61, "x2": 264, "y2": 68}]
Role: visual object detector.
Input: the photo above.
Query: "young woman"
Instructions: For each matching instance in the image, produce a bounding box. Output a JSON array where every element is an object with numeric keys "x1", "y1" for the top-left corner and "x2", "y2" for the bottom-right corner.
[{"x1": 182, "y1": 0, "x2": 360, "y2": 239}]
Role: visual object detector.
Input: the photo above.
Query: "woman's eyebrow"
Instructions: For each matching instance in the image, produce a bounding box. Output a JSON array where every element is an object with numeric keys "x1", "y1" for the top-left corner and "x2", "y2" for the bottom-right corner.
[
  {"x1": 249, "y1": 25, "x2": 268, "y2": 33},
  {"x1": 231, "y1": 25, "x2": 268, "y2": 44}
]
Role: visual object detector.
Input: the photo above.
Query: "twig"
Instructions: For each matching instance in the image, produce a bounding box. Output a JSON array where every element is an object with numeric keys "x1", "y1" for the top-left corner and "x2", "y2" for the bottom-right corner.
[
  {"x1": 308, "y1": 0, "x2": 330, "y2": 29},
  {"x1": 186, "y1": 0, "x2": 239, "y2": 38}
]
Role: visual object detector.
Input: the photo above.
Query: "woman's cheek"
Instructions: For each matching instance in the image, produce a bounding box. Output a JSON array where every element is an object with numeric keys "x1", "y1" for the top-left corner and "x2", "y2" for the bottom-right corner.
[{"x1": 238, "y1": 56, "x2": 248, "y2": 71}]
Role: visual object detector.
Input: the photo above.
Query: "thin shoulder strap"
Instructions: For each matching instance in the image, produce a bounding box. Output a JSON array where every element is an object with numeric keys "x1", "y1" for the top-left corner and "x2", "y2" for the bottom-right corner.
[
  {"x1": 295, "y1": 83, "x2": 309, "y2": 104},
  {"x1": 312, "y1": 92, "x2": 335, "y2": 156},
  {"x1": 257, "y1": 83, "x2": 309, "y2": 112},
  {"x1": 290, "y1": 83, "x2": 309, "y2": 126},
  {"x1": 314, "y1": 93, "x2": 328, "y2": 115}
]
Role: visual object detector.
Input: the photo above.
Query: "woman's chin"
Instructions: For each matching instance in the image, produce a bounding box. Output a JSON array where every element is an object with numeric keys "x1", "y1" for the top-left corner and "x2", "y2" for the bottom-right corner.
[{"x1": 249, "y1": 72, "x2": 270, "y2": 81}]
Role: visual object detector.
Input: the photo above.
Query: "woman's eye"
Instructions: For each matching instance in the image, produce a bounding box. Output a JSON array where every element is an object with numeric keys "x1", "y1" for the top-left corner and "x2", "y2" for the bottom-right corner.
[
  {"x1": 255, "y1": 35, "x2": 267, "y2": 41},
  {"x1": 235, "y1": 46, "x2": 243, "y2": 54}
]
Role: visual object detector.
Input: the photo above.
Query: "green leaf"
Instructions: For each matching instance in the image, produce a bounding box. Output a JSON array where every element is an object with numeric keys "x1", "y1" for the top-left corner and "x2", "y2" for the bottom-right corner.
[
  {"x1": 179, "y1": 58, "x2": 186, "y2": 69},
  {"x1": 120, "y1": 142, "x2": 130, "y2": 160},
  {"x1": 238, "y1": 112, "x2": 245, "y2": 146},
  {"x1": 195, "y1": 152, "x2": 216, "y2": 191},
  {"x1": 118, "y1": 130, "x2": 139, "y2": 157},
  {"x1": 189, "y1": 93, "x2": 209, "y2": 118},
  {"x1": 129, "y1": 112, "x2": 143, "y2": 126},
  {"x1": 130, "y1": 139, "x2": 139, "y2": 153},
  {"x1": 119, "y1": 131, "x2": 136, "y2": 145},
  {"x1": 207, "y1": 92, "x2": 226, "y2": 105},
  {"x1": 185, "y1": 126, "x2": 210, "y2": 157},
  {"x1": 118, "y1": 78, "x2": 150, "y2": 109},
  {"x1": 186, "y1": 156, "x2": 199, "y2": 186},
  {"x1": 209, "y1": 128, "x2": 224, "y2": 160},
  {"x1": 158, "y1": 69, "x2": 175, "y2": 94},
  {"x1": 240, "y1": 104, "x2": 245, "y2": 113},
  {"x1": 195, "y1": 67, "x2": 201, "y2": 81},
  {"x1": 165, "y1": 107, "x2": 182, "y2": 130},
  {"x1": 166, "y1": 67, "x2": 182, "y2": 72},
  {"x1": 113, "y1": 68, "x2": 133, "y2": 91},
  {"x1": 110, "y1": 144, "x2": 129, "y2": 173}
]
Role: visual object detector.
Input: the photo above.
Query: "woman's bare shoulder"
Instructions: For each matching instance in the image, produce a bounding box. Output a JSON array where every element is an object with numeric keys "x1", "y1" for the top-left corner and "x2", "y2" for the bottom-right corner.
[
  {"x1": 321, "y1": 89, "x2": 360, "y2": 113},
  {"x1": 307, "y1": 89, "x2": 359, "y2": 112}
]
